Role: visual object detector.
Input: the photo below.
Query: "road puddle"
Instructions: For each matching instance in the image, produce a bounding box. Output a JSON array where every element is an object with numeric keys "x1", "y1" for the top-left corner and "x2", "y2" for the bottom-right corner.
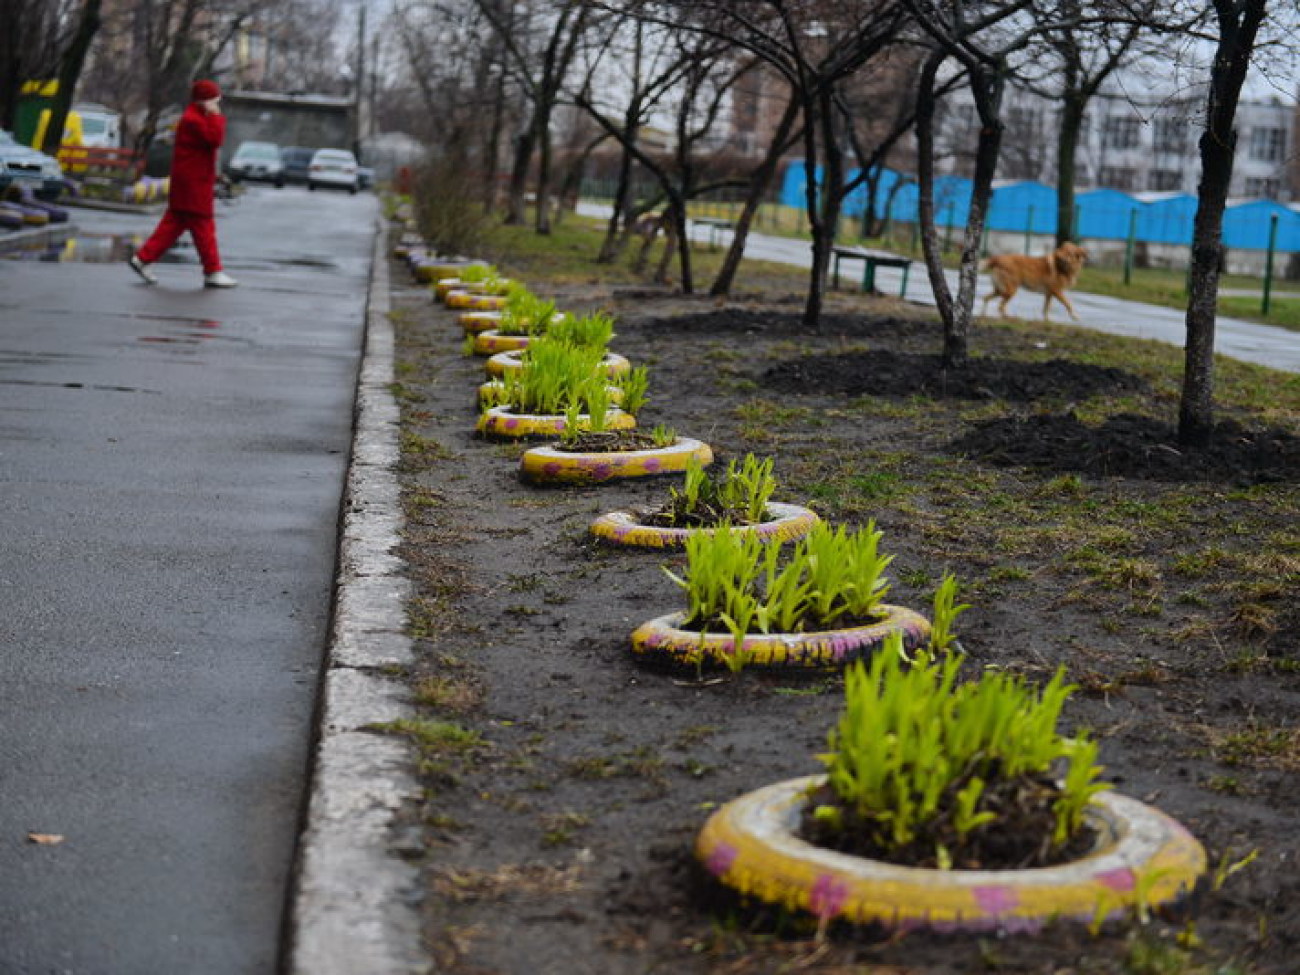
[{"x1": 1, "y1": 233, "x2": 193, "y2": 264}]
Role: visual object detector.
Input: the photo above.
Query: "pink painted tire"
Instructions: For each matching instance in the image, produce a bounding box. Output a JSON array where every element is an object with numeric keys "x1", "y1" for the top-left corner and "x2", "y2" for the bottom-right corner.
[
  {"x1": 446, "y1": 290, "x2": 507, "y2": 310},
  {"x1": 459, "y1": 311, "x2": 503, "y2": 334},
  {"x1": 412, "y1": 260, "x2": 486, "y2": 284},
  {"x1": 696, "y1": 775, "x2": 1206, "y2": 933},
  {"x1": 484, "y1": 349, "x2": 631, "y2": 379},
  {"x1": 592, "y1": 501, "x2": 818, "y2": 548},
  {"x1": 475, "y1": 405, "x2": 636, "y2": 441},
  {"x1": 630, "y1": 607, "x2": 931, "y2": 670},
  {"x1": 472, "y1": 330, "x2": 533, "y2": 355},
  {"x1": 520, "y1": 437, "x2": 713, "y2": 486},
  {"x1": 435, "y1": 277, "x2": 511, "y2": 302}
]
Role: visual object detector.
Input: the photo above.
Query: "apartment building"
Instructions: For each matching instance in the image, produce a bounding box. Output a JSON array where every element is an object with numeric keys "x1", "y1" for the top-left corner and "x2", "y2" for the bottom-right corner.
[{"x1": 935, "y1": 80, "x2": 1298, "y2": 202}]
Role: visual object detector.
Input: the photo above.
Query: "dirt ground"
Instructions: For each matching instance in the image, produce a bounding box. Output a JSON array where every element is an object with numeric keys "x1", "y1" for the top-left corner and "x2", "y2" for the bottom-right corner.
[{"x1": 387, "y1": 255, "x2": 1299, "y2": 975}]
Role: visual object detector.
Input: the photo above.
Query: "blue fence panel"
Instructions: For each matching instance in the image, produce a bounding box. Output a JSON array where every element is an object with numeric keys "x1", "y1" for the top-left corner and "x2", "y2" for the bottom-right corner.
[
  {"x1": 987, "y1": 181, "x2": 1057, "y2": 234},
  {"x1": 1075, "y1": 188, "x2": 1141, "y2": 241},
  {"x1": 775, "y1": 161, "x2": 1298, "y2": 253},
  {"x1": 1134, "y1": 194, "x2": 1197, "y2": 245},
  {"x1": 1223, "y1": 200, "x2": 1300, "y2": 251}
]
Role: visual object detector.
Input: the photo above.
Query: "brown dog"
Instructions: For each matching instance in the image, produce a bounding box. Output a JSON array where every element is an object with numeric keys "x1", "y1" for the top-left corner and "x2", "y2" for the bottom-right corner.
[{"x1": 980, "y1": 242, "x2": 1088, "y2": 321}]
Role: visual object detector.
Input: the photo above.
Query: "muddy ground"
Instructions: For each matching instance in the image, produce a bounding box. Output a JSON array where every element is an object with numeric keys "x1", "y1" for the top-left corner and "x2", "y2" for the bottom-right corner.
[{"x1": 387, "y1": 255, "x2": 1299, "y2": 974}]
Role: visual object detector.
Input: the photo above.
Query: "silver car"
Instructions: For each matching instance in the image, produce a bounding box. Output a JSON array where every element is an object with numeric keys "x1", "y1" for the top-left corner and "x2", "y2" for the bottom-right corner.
[
  {"x1": 307, "y1": 148, "x2": 359, "y2": 194},
  {"x1": 0, "y1": 130, "x2": 65, "y2": 200},
  {"x1": 225, "y1": 140, "x2": 285, "y2": 186}
]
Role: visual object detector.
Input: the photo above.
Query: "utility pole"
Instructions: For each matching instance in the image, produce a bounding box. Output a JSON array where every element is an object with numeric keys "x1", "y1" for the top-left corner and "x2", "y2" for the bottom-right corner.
[{"x1": 353, "y1": 3, "x2": 366, "y2": 153}]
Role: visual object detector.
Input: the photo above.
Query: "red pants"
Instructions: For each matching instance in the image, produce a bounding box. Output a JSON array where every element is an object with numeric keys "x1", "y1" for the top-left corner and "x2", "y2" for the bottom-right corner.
[{"x1": 137, "y1": 209, "x2": 222, "y2": 273}]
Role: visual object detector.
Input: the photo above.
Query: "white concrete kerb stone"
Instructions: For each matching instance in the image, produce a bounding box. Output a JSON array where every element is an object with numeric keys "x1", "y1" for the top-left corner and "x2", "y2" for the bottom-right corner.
[{"x1": 287, "y1": 218, "x2": 431, "y2": 975}]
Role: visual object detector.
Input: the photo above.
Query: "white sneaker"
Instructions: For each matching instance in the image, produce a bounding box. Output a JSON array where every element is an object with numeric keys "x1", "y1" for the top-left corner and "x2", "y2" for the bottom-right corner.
[
  {"x1": 128, "y1": 255, "x2": 158, "y2": 285},
  {"x1": 204, "y1": 271, "x2": 238, "y2": 288}
]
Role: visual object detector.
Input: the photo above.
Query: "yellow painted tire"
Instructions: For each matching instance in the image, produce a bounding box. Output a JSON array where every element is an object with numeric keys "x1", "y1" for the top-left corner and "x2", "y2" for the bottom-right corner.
[
  {"x1": 413, "y1": 260, "x2": 486, "y2": 284},
  {"x1": 472, "y1": 330, "x2": 533, "y2": 355},
  {"x1": 520, "y1": 437, "x2": 713, "y2": 486},
  {"x1": 435, "y1": 277, "x2": 511, "y2": 301},
  {"x1": 446, "y1": 290, "x2": 507, "y2": 310},
  {"x1": 696, "y1": 775, "x2": 1206, "y2": 933},
  {"x1": 630, "y1": 607, "x2": 931, "y2": 670},
  {"x1": 476, "y1": 405, "x2": 636, "y2": 441},
  {"x1": 484, "y1": 350, "x2": 631, "y2": 379},
  {"x1": 459, "y1": 311, "x2": 503, "y2": 334},
  {"x1": 592, "y1": 501, "x2": 818, "y2": 548}
]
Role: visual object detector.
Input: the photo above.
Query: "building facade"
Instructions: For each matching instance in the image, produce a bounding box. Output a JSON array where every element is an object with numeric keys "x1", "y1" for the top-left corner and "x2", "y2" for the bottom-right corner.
[{"x1": 935, "y1": 79, "x2": 1298, "y2": 202}]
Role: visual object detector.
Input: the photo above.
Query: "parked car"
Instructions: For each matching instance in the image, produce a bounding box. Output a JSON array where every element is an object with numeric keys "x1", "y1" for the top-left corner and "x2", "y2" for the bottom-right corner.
[
  {"x1": 0, "y1": 130, "x2": 65, "y2": 200},
  {"x1": 307, "y1": 148, "x2": 359, "y2": 194},
  {"x1": 225, "y1": 141, "x2": 284, "y2": 186},
  {"x1": 280, "y1": 146, "x2": 314, "y2": 185}
]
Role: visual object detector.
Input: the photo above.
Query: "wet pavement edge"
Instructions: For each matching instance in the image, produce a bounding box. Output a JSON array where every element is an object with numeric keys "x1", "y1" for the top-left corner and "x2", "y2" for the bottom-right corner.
[{"x1": 285, "y1": 218, "x2": 431, "y2": 974}]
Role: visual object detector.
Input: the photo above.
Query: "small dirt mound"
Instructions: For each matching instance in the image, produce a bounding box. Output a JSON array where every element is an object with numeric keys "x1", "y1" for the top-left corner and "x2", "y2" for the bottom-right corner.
[
  {"x1": 761, "y1": 350, "x2": 1147, "y2": 402},
  {"x1": 952, "y1": 412, "x2": 1300, "y2": 484},
  {"x1": 641, "y1": 309, "x2": 931, "y2": 339}
]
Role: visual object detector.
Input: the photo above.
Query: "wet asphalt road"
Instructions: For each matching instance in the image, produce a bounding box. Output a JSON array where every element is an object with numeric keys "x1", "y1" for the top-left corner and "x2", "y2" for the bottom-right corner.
[{"x1": 0, "y1": 186, "x2": 376, "y2": 973}]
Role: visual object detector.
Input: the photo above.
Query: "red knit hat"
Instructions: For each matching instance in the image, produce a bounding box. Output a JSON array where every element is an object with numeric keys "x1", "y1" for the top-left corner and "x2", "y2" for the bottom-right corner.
[{"x1": 191, "y1": 79, "x2": 221, "y2": 102}]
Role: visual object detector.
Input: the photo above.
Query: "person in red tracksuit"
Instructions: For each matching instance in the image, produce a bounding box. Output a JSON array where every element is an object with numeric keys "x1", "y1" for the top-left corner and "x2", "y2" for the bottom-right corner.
[{"x1": 128, "y1": 79, "x2": 237, "y2": 288}]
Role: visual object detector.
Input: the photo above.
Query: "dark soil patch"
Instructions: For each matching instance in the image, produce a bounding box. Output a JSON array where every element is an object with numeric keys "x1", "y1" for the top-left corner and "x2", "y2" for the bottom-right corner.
[
  {"x1": 954, "y1": 412, "x2": 1300, "y2": 484},
  {"x1": 763, "y1": 348, "x2": 1148, "y2": 402},
  {"x1": 391, "y1": 261, "x2": 1300, "y2": 975}
]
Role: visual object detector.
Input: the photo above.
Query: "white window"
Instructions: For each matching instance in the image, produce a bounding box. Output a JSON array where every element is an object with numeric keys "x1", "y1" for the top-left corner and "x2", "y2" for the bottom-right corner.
[
  {"x1": 1249, "y1": 127, "x2": 1284, "y2": 162},
  {"x1": 1102, "y1": 116, "x2": 1141, "y2": 150}
]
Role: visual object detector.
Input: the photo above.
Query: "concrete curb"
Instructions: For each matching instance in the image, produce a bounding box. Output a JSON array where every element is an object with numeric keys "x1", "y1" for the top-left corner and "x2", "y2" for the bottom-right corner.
[{"x1": 286, "y1": 217, "x2": 431, "y2": 974}]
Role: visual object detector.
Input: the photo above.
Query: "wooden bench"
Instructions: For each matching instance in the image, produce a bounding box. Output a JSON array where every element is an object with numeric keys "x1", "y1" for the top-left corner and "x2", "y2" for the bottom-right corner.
[
  {"x1": 832, "y1": 246, "x2": 912, "y2": 297},
  {"x1": 56, "y1": 146, "x2": 145, "y2": 180}
]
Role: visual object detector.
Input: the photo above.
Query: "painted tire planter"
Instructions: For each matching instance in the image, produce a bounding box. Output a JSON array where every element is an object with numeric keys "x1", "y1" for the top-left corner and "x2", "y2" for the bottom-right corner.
[
  {"x1": 413, "y1": 259, "x2": 484, "y2": 284},
  {"x1": 459, "y1": 311, "x2": 503, "y2": 334},
  {"x1": 520, "y1": 437, "x2": 714, "y2": 486},
  {"x1": 472, "y1": 330, "x2": 534, "y2": 355},
  {"x1": 696, "y1": 774, "x2": 1206, "y2": 933},
  {"x1": 630, "y1": 606, "x2": 931, "y2": 670},
  {"x1": 485, "y1": 349, "x2": 631, "y2": 379},
  {"x1": 591, "y1": 501, "x2": 819, "y2": 548},
  {"x1": 476, "y1": 405, "x2": 636, "y2": 441},
  {"x1": 435, "y1": 277, "x2": 511, "y2": 301},
  {"x1": 446, "y1": 290, "x2": 507, "y2": 311}
]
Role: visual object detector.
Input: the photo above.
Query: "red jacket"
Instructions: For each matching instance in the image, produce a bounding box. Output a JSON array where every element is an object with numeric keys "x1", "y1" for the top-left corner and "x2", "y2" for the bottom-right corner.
[{"x1": 168, "y1": 102, "x2": 225, "y2": 216}]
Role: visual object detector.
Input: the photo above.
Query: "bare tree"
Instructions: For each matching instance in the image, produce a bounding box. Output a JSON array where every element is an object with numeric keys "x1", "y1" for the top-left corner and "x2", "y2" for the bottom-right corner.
[
  {"x1": 38, "y1": 0, "x2": 103, "y2": 156},
  {"x1": 572, "y1": 4, "x2": 692, "y2": 262},
  {"x1": 0, "y1": 0, "x2": 77, "y2": 132},
  {"x1": 678, "y1": 0, "x2": 911, "y2": 326},
  {"x1": 907, "y1": 0, "x2": 1042, "y2": 368},
  {"x1": 577, "y1": 19, "x2": 752, "y2": 291},
  {"x1": 475, "y1": 0, "x2": 599, "y2": 233}
]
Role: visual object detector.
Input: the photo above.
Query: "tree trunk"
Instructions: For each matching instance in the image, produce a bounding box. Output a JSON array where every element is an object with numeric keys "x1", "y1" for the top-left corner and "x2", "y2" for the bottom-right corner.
[
  {"x1": 534, "y1": 99, "x2": 555, "y2": 235},
  {"x1": 665, "y1": 200, "x2": 691, "y2": 291},
  {"x1": 505, "y1": 120, "x2": 536, "y2": 226},
  {"x1": 598, "y1": 146, "x2": 633, "y2": 262},
  {"x1": 1055, "y1": 94, "x2": 1084, "y2": 246},
  {"x1": 1180, "y1": 0, "x2": 1267, "y2": 446},
  {"x1": 710, "y1": 94, "x2": 799, "y2": 296},
  {"x1": 914, "y1": 53, "x2": 955, "y2": 330},
  {"x1": 799, "y1": 91, "x2": 828, "y2": 329},
  {"x1": 40, "y1": 0, "x2": 102, "y2": 156},
  {"x1": 482, "y1": 64, "x2": 506, "y2": 214}
]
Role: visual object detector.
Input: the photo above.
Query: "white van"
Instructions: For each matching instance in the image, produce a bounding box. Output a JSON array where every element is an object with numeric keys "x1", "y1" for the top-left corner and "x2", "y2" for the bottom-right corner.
[{"x1": 72, "y1": 103, "x2": 122, "y2": 149}]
